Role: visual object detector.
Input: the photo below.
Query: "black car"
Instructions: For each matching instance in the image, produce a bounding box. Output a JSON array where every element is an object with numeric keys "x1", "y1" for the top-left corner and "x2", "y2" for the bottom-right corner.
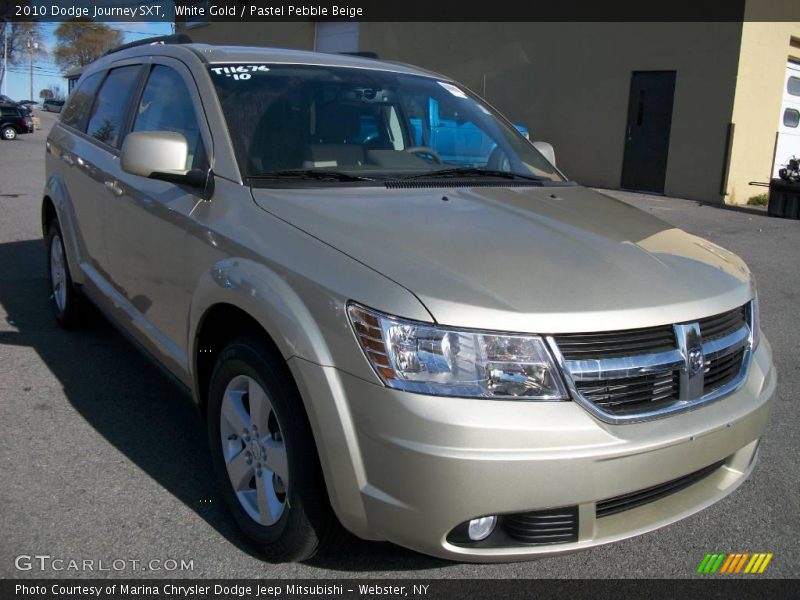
[
  {"x1": 19, "y1": 100, "x2": 40, "y2": 112},
  {"x1": 0, "y1": 104, "x2": 34, "y2": 140}
]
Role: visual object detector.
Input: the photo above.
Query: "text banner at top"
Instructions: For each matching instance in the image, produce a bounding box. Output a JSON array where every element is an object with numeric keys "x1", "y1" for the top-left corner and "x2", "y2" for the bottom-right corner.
[{"x1": 5, "y1": 0, "x2": 799, "y2": 23}]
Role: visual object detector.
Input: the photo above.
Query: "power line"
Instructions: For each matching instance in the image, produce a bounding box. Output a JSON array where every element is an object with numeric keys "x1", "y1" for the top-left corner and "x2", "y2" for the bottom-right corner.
[{"x1": 6, "y1": 68, "x2": 65, "y2": 76}]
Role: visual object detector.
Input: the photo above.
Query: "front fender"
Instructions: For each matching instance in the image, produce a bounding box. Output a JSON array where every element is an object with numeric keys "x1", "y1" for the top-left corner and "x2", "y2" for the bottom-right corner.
[
  {"x1": 188, "y1": 256, "x2": 336, "y2": 368},
  {"x1": 187, "y1": 258, "x2": 375, "y2": 536}
]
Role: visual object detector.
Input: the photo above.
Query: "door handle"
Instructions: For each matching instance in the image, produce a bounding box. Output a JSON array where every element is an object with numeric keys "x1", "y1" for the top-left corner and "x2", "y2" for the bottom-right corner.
[
  {"x1": 104, "y1": 180, "x2": 124, "y2": 197},
  {"x1": 61, "y1": 153, "x2": 75, "y2": 166}
]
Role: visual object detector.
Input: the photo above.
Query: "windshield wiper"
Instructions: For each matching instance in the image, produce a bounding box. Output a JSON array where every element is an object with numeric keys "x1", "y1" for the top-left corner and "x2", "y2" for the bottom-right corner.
[
  {"x1": 248, "y1": 169, "x2": 376, "y2": 182},
  {"x1": 400, "y1": 167, "x2": 547, "y2": 182}
]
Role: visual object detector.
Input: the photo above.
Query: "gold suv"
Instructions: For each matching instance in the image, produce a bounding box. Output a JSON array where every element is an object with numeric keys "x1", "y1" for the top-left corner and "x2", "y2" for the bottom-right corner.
[{"x1": 43, "y1": 37, "x2": 776, "y2": 562}]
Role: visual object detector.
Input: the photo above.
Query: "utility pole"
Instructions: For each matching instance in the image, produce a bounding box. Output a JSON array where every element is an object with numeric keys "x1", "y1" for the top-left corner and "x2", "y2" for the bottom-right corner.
[
  {"x1": 2, "y1": 20, "x2": 8, "y2": 96},
  {"x1": 28, "y1": 32, "x2": 36, "y2": 102},
  {"x1": 26, "y1": 30, "x2": 40, "y2": 101}
]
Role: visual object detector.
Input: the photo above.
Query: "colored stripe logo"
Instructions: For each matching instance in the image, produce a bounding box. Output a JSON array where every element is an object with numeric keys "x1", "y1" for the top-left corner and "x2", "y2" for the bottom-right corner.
[{"x1": 696, "y1": 552, "x2": 773, "y2": 574}]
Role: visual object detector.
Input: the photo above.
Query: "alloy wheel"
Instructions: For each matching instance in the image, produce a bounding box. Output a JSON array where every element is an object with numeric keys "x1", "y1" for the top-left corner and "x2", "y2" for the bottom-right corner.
[
  {"x1": 219, "y1": 375, "x2": 289, "y2": 526},
  {"x1": 50, "y1": 234, "x2": 67, "y2": 312}
]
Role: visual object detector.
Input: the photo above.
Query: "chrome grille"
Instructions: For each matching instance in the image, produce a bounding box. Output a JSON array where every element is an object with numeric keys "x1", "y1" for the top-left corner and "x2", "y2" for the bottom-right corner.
[
  {"x1": 699, "y1": 305, "x2": 748, "y2": 340},
  {"x1": 704, "y1": 347, "x2": 746, "y2": 394},
  {"x1": 576, "y1": 370, "x2": 679, "y2": 413},
  {"x1": 549, "y1": 302, "x2": 754, "y2": 423},
  {"x1": 553, "y1": 325, "x2": 675, "y2": 360}
]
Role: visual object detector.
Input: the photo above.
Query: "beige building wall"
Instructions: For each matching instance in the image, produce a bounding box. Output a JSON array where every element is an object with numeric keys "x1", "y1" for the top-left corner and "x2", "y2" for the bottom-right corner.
[{"x1": 726, "y1": 20, "x2": 800, "y2": 204}]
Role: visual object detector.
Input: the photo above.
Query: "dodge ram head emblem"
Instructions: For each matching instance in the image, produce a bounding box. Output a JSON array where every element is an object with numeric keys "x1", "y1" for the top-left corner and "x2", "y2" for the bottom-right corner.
[{"x1": 687, "y1": 345, "x2": 705, "y2": 376}]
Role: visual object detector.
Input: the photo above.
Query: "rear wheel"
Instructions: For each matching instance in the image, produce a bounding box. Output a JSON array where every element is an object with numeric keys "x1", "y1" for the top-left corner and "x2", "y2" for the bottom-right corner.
[
  {"x1": 2, "y1": 126, "x2": 17, "y2": 140},
  {"x1": 207, "y1": 337, "x2": 341, "y2": 561},
  {"x1": 46, "y1": 220, "x2": 85, "y2": 328}
]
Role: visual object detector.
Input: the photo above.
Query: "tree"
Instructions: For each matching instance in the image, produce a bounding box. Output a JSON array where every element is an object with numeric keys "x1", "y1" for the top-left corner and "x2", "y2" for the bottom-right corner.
[
  {"x1": 47, "y1": 84, "x2": 64, "y2": 100},
  {"x1": 0, "y1": 22, "x2": 47, "y2": 91},
  {"x1": 53, "y1": 20, "x2": 123, "y2": 70},
  {"x1": 39, "y1": 89, "x2": 54, "y2": 100}
]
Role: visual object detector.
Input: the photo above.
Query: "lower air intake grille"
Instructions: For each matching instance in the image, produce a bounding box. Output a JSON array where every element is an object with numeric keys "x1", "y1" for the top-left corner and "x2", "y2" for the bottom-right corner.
[
  {"x1": 596, "y1": 460, "x2": 725, "y2": 518},
  {"x1": 503, "y1": 506, "x2": 579, "y2": 544}
]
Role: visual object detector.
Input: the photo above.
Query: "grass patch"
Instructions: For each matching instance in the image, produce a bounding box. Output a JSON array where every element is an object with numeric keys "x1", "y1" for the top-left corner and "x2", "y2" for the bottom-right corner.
[{"x1": 747, "y1": 194, "x2": 768, "y2": 206}]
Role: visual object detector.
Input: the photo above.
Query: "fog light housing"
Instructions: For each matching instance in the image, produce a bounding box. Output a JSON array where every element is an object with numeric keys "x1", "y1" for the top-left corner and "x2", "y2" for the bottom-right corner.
[{"x1": 467, "y1": 516, "x2": 497, "y2": 541}]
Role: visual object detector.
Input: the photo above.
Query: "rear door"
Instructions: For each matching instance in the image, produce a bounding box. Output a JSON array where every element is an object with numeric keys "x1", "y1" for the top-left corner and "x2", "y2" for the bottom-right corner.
[
  {"x1": 57, "y1": 65, "x2": 143, "y2": 276},
  {"x1": 621, "y1": 71, "x2": 676, "y2": 194},
  {"x1": 104, "y1": 58, "x2": 212, "y2": 377}
]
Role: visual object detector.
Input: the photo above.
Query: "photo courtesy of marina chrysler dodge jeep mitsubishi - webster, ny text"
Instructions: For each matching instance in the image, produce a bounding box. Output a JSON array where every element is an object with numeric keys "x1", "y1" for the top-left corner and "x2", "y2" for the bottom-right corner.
[{"x1": 42, "y1": 36, "x2": 777, "y2": 562}]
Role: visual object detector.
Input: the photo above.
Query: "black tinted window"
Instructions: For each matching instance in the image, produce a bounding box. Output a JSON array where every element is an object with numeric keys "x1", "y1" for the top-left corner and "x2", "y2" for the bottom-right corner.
[
  {"x1": 61, "y1": 72, "x2": 104, "y2": 131},
  {"x1": 1, "y1": 106, "x2": 19, "y2": 117},
  {"x1": 85, "y1": 66, "x2": 141, "y2": 148},
  {"x1": 132, "y1": 66, "x2": 204, "y2": 170}
]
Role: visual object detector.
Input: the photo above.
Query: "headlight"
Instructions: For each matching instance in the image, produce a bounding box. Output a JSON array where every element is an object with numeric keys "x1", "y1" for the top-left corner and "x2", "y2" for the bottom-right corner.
[{"x1": 347, "y1": 303, "x2": 568, "y2": 400}]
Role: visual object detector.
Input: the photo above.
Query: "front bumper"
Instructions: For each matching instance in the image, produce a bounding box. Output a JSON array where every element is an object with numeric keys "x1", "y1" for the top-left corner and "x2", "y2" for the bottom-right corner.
[{"x1": 290, "y1": 336, "x2": 776, "y2": 562}]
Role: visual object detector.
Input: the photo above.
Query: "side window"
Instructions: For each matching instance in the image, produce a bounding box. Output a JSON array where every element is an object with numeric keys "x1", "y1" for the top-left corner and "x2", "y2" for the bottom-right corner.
[
  {"x1": 85, "y1": 65, "x2": 141, "y2": 148},
  {"x1": 784, "y1": 108, "x2": 800, "y2": 128},
  {"x1": 1, "y1": 107, "x2": 17, "y2": 117},
  {"x1": 788, "y1": 76, "x2": 800, "y2": 97},
  {"x1": 61, "y1": 72, "x2": 104, "y2": 131},
  {"x1": 132, "y1": 65, "x2": 204, "y2": 170}
]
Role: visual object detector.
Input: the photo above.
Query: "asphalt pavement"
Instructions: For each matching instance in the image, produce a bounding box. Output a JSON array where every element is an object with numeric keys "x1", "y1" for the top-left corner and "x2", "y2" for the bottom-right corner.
[{"x1": 0, "y1": 112, "x2": 798, "y2": 579}]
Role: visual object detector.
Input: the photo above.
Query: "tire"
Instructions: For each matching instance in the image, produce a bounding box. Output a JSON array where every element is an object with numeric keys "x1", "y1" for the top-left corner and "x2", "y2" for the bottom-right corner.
[
  {"x1": 46, "y1": 220, "x2": 86, "y2": 328},
  {"x1": 207, "y1": 337, "x2": 342, "y2": 562},
  {"x1": 2, "y1": 126, "x2": 17, "y2": 140}
]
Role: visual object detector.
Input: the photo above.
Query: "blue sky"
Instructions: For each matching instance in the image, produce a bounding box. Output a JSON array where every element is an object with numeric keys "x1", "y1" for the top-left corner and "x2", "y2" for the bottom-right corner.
[{"x1": 3, "y1": 21, "x2": 173, "y2": 102}]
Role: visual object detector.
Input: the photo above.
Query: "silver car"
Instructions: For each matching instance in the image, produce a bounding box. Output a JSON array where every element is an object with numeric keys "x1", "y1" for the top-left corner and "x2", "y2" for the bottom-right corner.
[{"x1": 43, "y1": 39, "x2": 776, "y2": 562}]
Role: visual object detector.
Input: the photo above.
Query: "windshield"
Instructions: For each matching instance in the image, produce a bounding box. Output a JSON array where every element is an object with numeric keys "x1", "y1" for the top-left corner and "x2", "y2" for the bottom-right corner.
[{"x1": 209, "y1": 64, "x2": 563, "y2": 184}]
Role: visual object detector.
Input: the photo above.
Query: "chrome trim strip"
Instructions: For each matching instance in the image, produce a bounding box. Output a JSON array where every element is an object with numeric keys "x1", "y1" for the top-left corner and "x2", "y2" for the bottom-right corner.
[
  {"x1": 702, "y1": 326, "x2": 749, "y2": 360},
  {"x1": 565, "y1": 350, "x2": 683, "y2": 381},
  {"x1": 547, "y1": 302, "x2": 754, "y2": 425}
]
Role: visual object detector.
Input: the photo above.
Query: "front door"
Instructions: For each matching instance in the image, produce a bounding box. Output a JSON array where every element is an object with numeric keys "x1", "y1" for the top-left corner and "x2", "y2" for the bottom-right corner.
[
  {"x1": 621, "y1": 71, "x2": 676, "y2": 194},
  {"x1": 105, "y1": 59, "x2": 211, "y2": 377}
]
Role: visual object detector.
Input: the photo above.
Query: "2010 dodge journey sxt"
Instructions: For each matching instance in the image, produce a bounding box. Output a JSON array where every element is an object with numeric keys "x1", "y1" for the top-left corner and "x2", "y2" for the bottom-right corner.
[{"x1": 43, "y1": 37, "x2": 777, "y2": 562}]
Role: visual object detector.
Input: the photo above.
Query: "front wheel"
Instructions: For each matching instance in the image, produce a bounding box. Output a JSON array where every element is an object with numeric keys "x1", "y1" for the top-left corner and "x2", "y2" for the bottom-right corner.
[
  {"x1": 2, "y1": 126, "x2": 17, "y2": 140},
  {"x1": 207, "y1": 337, "x2": 342, "y2": 561}
]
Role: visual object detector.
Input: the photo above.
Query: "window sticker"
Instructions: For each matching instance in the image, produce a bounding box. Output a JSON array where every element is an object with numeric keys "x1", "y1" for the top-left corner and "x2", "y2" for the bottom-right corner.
[
  {"x1": 437, "y1": 81, "x2": 468, "y2": 99},
  {"x1": 209, "y1": 65, "x2": 270, "y2": 81}
]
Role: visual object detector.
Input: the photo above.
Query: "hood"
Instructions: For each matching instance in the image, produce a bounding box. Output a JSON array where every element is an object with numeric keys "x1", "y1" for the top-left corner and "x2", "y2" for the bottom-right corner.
[{"x1": 251, "y1": 184, "x2": 753, "y2": 333}]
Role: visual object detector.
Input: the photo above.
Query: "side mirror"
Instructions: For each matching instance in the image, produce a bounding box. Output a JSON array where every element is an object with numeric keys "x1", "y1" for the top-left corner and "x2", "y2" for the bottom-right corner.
[
  {"x1": 121, "y1": 131, "x2": 205, "y2": 187},
  {"x1": 533, "y1": 141, "x2": 556, "y2": 167}
]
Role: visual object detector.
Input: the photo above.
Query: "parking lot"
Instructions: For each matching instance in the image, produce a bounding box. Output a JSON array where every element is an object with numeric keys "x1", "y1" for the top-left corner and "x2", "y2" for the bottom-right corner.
[{"x1": 0, "y1": 112, "x2": 798, "y2": 579}]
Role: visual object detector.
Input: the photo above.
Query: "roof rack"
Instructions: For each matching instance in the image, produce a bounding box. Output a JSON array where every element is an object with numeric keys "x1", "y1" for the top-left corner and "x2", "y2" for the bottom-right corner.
[
  {"x1": 337, "y1": 51, "x2": 380, "y2": 59},
  {"x1": 103, "y1": 34, "x2": 193, "y2": 57}
]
